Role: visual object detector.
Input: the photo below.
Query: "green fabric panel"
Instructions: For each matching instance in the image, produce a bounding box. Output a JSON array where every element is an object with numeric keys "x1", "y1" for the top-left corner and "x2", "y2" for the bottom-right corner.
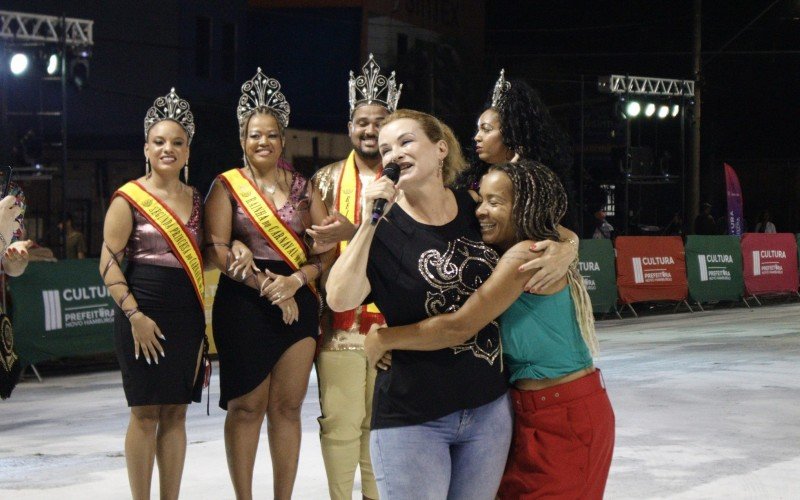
[
  {"x1": 9, "y1": 259, "x2": 115, "y2": 364},
  {"x1": 685, "y1": 236, "x2": 744, "y2": 303},
  {"x1": 578, "y1": 239, "x2": 618, "y2": 313}
]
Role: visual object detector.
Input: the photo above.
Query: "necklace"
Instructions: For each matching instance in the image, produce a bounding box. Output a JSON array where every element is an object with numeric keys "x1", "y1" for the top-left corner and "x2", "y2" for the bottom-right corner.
[{"x1": 247, "y1": 163, "x2": 277, "y2": 195}]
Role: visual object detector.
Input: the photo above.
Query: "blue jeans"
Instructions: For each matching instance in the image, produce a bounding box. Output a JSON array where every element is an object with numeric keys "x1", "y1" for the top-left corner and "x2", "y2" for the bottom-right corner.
[{"x1": 370, "y1": 392, "x2": 513, "y2": 500}]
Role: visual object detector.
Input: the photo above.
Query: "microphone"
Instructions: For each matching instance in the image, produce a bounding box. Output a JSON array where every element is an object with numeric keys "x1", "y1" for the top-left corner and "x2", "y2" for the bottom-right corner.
[{"x1": 370, "y1": 162, "x2": 401, "y2": 225}]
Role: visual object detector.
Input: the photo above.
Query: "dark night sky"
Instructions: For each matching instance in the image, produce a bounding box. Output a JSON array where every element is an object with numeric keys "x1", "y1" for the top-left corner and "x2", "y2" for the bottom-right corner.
[{"x1": 485, "y1": 1, "x2": 800, "y2": 159}]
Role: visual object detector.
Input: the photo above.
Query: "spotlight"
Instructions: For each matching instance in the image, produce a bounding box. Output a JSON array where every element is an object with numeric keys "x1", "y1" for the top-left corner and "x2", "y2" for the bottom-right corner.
[
  {"x1": 671, "y1": 104, "x2": 680, "y2": 117},
  {"x1": 625, "y1": 101, "x2": 641, "y2": 118},
  {"x1": 10, "y1": 53, "x2": 30, "y2": 75},
  {"x1": 645, "y1": 103, "x2": 656, "y2": 117},
  {"x1": 47, "y1": 54, "x2": 60, "y2": 75},
  {"x1": 657, "y1": 105, "x2": 669, "y2": 119}
]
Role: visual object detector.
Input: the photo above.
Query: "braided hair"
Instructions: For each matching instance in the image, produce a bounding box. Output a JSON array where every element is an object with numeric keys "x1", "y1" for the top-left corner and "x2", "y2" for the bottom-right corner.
[{"x1": 489, "y1": 160, "x2": 598, "y2": 355}]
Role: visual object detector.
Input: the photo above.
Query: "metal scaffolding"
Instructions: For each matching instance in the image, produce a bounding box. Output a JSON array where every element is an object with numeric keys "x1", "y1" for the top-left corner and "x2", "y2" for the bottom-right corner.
[
  {"x1": 0, "y1": 10, "x2": 94, "y2": 47},
  {"x1": 598, "y1": 75, "x2": 694, "y2": 97}
]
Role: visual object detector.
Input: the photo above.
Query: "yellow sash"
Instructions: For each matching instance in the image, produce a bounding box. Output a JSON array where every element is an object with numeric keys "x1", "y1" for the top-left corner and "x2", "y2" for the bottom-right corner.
[
  {"x1": 333, "y1": 152, "x2": 382, "y2": 327},
  {"x1": 219, "y1": 169, "x2": 307, "y2": 271},
  {"x1": 115, "y1": 181, "x2": 205, "y2": 309}
]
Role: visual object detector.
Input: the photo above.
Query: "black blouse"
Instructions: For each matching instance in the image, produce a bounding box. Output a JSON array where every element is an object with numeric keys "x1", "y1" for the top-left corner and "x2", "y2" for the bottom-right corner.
[{"x1": 366, "y1": 189, "x2": 507, "y2": 429}]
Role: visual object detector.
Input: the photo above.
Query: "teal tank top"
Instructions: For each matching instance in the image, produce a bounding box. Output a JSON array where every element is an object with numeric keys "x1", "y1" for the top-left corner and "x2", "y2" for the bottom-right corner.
[{"x1": 500, "y1": 286, "x2": 593, "y2": 384}]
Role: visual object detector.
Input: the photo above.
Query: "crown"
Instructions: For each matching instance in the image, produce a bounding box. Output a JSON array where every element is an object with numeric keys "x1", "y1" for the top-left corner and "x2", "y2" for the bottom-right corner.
[
  {"x1": 144, "y1": 88, "x2": 195, "y2": 143},
  {"x1": 237, "y1": 68, "x2": 291, "y2": 129},
  {"x1": 348, "y1": 54, "x2": 402, "y2": 116},
  {"x1": 491, "y1": 69, "x2": 511, "y2": 109}
]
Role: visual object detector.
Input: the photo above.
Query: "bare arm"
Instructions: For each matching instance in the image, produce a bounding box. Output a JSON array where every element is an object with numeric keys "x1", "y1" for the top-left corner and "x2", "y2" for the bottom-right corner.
[
  {"x1": 325, "y1": 175, "x2": 397, "y2": 311},
  {"x1": 366, "y1": 241, "x2": 541, "y2": 351},
  {"x1": 100, "y1": 197, "x2": 164, "y2": 364},
  {"x1": 520, "y1": 225, "x2": 578, "y2": 292}
]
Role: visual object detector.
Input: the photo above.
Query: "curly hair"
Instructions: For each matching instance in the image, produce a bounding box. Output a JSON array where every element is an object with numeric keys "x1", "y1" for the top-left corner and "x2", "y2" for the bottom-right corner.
[
  {"x1": 455, "y1": 79, "x2": 573, "y2": 196},
  {"x1": 382, "y1": 109, "x2": 466, "y2": 186}
]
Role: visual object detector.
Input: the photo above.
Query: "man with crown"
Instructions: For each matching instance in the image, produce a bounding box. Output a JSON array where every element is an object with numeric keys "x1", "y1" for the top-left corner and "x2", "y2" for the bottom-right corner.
[{"x1": 307, "y1": 54, "x2": 402, "y2": 500}]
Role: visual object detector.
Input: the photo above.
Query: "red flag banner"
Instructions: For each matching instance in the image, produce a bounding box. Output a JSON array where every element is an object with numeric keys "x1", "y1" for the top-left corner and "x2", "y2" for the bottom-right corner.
[
  {"x1": 615, "y1": 236, "x2": 688, "y2": 304},
  {"x1": 741, "y1": 233, "x2": 799, "y2": 296}
]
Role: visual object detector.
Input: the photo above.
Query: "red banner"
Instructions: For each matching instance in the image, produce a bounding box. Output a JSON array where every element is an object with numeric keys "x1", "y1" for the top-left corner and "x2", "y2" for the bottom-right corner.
[
  {"x1": 741, "y1": 233, "x2": 799, "y2": 296},
  {"x1": 615, "y1": 236, "x2": 688, "y2": 304}
]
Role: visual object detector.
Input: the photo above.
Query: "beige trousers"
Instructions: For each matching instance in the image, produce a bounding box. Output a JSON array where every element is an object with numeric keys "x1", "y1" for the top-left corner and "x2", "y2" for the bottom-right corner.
[{"x1": 317, "y1": 349, "x2": 378, "y2": 499}]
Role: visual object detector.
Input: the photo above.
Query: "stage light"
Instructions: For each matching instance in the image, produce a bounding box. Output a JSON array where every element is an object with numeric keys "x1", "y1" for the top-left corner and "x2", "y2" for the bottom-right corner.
[
  {"x1": 657, "y1": 105, "x2": 669, "y2": 119},
  {"x1": 46, "y1": 54, "x2": 59, "y2": 75},
  {"x1": 625, "y1": 101, "x2": 641, "y2": 118},
  {"x1": 671, "y1": 104, "x2": 680, "y2": 117},
  {"x1": 10, "y1": 53, "x2": 30, "y2": 75},
  {"x1": 645, "y1": 103, "x2": 656, "y2": 117}
]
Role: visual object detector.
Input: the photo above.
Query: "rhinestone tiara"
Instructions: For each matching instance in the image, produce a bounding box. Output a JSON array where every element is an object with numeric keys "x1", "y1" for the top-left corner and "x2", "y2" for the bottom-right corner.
[
  {"x1": 491, "y1": 69, "x2": 511, "y2": 109},
  {"x1": 237, "y1": 68, "x2": 291, "y2": 129},
  {"x1": 348, "y1": 54, "x2": 402, "y2": 116},
  {"x1": 143, "y1": 88, "x2": 195, "y2": 143}
]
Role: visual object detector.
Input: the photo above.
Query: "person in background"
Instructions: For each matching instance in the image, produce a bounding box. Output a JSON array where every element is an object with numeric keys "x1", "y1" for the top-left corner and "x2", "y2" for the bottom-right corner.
[
  {"x1": 754, "y1": 209, "x2": 776, "y2": 233},
  {"x1": 693, "y1": 202, "x2": 717, "y2": 235},
  {"x1": 60, "y1": 213, "x2": 87, "y2": 259},
  {"x1": 307, "y1": 54, "x2": 401, "y2": 500},
  {"x1": 592, "y1": 209, "x2": 614, "y2": 240},
  {"x1": 456, "y1": 69, "x2": 575, "y2": 226}
]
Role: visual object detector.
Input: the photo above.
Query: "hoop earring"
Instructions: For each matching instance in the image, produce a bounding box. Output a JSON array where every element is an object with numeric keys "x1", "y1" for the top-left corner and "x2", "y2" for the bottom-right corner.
[
  {"x1": 145, "y1": 159, "x2": 152, "y2": 178},
  {"x1": 183, "y1": 161, "x2": 189, "y2": 183}
]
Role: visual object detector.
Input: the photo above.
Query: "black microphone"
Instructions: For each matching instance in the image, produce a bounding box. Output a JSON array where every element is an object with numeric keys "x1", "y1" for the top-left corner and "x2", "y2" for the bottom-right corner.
[{"x1": 370, "y1": 162, "x2": 401, "y2": 225}]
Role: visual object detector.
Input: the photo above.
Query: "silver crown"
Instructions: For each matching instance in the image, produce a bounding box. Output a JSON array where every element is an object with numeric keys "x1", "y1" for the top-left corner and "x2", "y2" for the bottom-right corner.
[
  {"x1": 491, "y1": 69, "x2": 511, "y2": 109},
  {"x1": 144, "y1": 88, "x2": 195, "y2": 143},
  {"x1": 237, "y1": 68, "x2": 291, "y2": 129},
  {"x1": 348, "y1": 54, "x2": 402, "y2": 116}
]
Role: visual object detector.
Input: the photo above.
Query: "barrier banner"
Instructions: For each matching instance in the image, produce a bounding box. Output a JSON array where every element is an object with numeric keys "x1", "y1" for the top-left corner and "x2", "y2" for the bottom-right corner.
[
  {"x1": 10, "y1": 260, "x2": 116, "y2": 365},
  {"x1": 685, "y1": 236, "x2": 744, "y2": 303},
  {"x1": 577, "y1": 239, "x2": 618, "y2": 313},
  {"x1": 741, "y1": 233, "x2": 799, "y2": 296},
  {"x1": 615, "y1": 236, "x2": 688, "y2": 304}
]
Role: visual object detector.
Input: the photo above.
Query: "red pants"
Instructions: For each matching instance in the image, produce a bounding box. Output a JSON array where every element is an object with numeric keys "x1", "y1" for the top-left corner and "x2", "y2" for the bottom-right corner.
[{"x1": 498, "y1": 370, "x2": 615, "y2": 499}]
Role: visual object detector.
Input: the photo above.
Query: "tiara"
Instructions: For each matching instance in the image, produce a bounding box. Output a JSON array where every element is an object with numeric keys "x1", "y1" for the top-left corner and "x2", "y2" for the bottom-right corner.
[
  {"x1": 237, "y1": 68, "x2": 291, "y2": 129},
  {"x1": 491, "y1": 69, "x2": 511, "y2": 109},
  {"x1": 144, "y1": 88, "x2": 195, "y2": 143},
  {"x1": 348, "y1": 54, "x2": 402, "y2": 116}
]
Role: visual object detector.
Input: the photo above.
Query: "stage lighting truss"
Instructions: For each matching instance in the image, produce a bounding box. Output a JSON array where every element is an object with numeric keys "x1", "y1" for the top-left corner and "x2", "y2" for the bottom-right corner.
[
  {"x1": 0, "y1": 10, "x2": 94, "y2": 47},
  {"x1": 598, "y1": 75, "x2": 694, "y2": 97}
]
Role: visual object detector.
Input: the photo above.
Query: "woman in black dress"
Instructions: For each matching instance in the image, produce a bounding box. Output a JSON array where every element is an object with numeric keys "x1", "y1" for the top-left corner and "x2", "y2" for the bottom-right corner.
[
  {"x1": 100, "y1": 88, "x2": 205, "y2": 500},
  {"x1": 204, "y1": 68, "x2": 334, "y2": 500}
]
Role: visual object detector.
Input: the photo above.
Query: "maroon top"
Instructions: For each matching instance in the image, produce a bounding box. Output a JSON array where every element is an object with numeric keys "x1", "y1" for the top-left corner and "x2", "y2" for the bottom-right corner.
[
  {"x1": 124, "y1": 187, "x2": 203, "y2": 269},
  {"x1": 216, "y1": 168, "x2": 311, "y2": 261}
]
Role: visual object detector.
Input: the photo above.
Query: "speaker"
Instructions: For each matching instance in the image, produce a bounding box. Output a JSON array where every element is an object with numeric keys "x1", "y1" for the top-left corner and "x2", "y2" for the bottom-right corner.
[{"x1": 628, "y1": 146, "x2": 654, "y2": 176}]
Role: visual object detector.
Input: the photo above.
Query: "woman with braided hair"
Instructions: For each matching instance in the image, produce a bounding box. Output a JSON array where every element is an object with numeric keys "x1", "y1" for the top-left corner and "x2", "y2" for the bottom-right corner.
[
  {"x1": 364, "y1": 160, "x2": 615, "y2": 499},
  {"x1": 100, "y1": 88, "x2": 207, "y2": 500}
]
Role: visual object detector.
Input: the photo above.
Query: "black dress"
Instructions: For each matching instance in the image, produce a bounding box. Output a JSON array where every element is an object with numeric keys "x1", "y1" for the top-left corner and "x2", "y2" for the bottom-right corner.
[
  {"x1": 211, "y1": 169, "x2": 319, "y2": 410},
  {"x1": 113, "y1": 188, "x2": 205, "y2": 407}
]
